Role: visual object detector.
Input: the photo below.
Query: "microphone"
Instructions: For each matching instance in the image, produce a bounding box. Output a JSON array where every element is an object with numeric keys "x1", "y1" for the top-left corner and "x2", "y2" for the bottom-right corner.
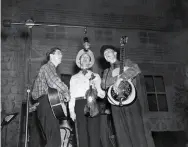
[
  {"x1": 2, "y1": 19, "x2": 35, "y2": 28},
  {"x1": 83, "y1": 37, "x2": 90, "y2": 51},
  {"x1": 3, "y1": 20, "x2": 12, "y2": 27}
]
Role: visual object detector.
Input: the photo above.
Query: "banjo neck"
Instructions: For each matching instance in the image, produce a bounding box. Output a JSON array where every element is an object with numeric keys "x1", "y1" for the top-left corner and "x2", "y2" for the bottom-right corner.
[{"x1": 119, "y1": 36, "x2": 128, "y2": 75}]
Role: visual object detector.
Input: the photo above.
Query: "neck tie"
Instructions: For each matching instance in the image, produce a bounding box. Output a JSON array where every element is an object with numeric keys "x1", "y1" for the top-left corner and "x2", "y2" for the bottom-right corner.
[{"x1": 82, "y1": 70, "x2": 88, "y2": 75}]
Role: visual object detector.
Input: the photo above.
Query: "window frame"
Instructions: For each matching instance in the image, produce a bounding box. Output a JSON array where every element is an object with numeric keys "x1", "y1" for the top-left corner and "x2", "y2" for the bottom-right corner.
[
  {"x1": 139, "y1": 31, "x2": 157, "y2": 45},
  {"x1": 144, "y1": 74, "x2": 168, "y2": 112}
]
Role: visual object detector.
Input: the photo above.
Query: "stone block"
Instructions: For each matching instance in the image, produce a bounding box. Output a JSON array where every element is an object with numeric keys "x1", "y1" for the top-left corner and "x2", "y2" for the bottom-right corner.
[
  {"x1": 11, "y1": 86, "x2": 18, "y2": 94},
  {"x1": 4, "y1": 100, "x2": 14, "y2": 114},
  {"x1": 1, "y1": 79, "x2": 8, "y2": 86},
  {"x1": 2, "y1": 85, "x2": 11, "y2": 94}
]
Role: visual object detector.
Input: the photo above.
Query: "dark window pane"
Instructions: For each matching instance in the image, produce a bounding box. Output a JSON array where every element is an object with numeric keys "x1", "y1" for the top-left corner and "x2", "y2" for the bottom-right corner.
[
  {"x1": 95, "y1": 30, "x2": 103, "y2": 41},
  {"x1": 56, "y1": 33, "x2": 65, "y2": 40},
  {"x1": 149, "y1": 37, "x2": 157, "y2": 44},
  {"x1": 45, "y1": 27, "x2": 55, "y2": 33},
  {"x1": 147, "y1": 94, "x2": 158, "y2": 111},
  {"x1": 139, "y1": 32, "x2": 147, "y2": 37},
  {"x1": 154, "y1": 76, "x2": 165, "y2": 92},
  {"x1": 157, "y1": 94, "x2": 168, "y2": 111},
  {"x1": 140, "y1": 37, "x2": 147, "y2": 43},
  {"x1": 45, "y1": 33, "x2": 55, "y2": 39},
  {"x1": 56, "y1": 27, "x2": 65, "y2": 32},
  {"x1": 144, "y1": 76, "x2": 155, "y2": 92}
]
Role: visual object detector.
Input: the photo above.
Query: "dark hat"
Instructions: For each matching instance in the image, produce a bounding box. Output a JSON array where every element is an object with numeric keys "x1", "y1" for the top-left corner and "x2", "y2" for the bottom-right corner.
[{"x1": 100, "y1": 45, "x2": 119, "y2": 56}]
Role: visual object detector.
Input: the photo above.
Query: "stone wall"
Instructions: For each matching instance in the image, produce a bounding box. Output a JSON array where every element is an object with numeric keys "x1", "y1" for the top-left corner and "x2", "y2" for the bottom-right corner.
[{"x1": 1, "y1": 36, "x2": 26, "y2": 147}]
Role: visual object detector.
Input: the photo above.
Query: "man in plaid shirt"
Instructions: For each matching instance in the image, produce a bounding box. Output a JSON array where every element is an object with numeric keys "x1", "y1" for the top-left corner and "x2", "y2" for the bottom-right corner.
[
  {"x1": 32, "y1": 47, "x2": 70, "y2": 101},
  {"x1": 31, "y1": 47, "x2": 70, "y2": 147}
]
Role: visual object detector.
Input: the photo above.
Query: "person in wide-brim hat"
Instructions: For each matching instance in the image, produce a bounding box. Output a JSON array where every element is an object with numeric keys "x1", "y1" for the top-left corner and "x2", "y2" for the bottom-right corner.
[
  {"x1": 76, "y1": 49, "x2": 95, "y2": 69},
  {"x1": 100, "y1": 43, "x2": 148, "y2": 147},
  {"x1": 69, "y1": 48, "x2": 105, "y2": 147},
  {"x1": 100, "y1": 45, "x2": 119, "y2": 56}
]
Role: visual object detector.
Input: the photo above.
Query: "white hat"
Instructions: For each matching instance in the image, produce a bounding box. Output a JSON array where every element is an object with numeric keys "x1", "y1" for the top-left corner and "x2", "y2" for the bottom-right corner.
[{"x1": 76, "y1": 49, "x2": 95, "y2": 69}]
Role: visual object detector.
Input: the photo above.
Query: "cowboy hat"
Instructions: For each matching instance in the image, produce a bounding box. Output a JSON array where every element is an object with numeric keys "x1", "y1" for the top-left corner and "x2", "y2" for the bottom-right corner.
[
  {"x1": 100, "y1": 45, "x2": 119, "y2": 56},
  {"x1": 76, "y1": 49, "x2": 95, "y2": 69}
]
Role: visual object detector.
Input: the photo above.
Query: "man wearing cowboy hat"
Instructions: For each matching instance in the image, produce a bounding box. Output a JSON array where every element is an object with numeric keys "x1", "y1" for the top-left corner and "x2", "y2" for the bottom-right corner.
[
  {"x1": 69, "y1": 45, "x2": 105, "y2": 147},
  {"x1": 100, "y1": 45, "x2": 148, "y2": 147}
]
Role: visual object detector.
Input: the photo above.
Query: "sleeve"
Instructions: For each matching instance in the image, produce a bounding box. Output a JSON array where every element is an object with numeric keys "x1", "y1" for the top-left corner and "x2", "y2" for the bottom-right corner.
[
  {"x1": 120, "y1": 59, "x2": 141, "y2": 80},
  {"x1": 69, "y1": 77, "x2": 76, "y2": 113},
  {"x1": 43, "y1": 66, "x2": 69, "y2": 94},
  {"x1": 93, "y1": 73, "x2": 105, "y2": 98}
]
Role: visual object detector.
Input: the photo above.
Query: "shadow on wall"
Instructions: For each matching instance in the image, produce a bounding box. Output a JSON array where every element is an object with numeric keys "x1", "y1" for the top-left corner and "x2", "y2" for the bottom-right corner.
[{"x1": 97, "y1": 57, "x2": 110, "y2": 70}]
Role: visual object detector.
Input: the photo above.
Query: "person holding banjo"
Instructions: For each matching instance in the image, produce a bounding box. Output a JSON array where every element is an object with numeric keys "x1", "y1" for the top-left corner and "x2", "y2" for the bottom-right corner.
[{"x1": 100, "y1": 36, "x2": 148, "y2": 147}]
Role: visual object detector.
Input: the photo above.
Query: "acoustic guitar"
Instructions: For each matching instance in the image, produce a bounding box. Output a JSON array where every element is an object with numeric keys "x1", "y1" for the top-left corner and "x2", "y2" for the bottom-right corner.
[
  {"x1": 48, "y1": 87, "x2": 68, "y2": 120},
  {"x1": 48, "y1": 87, "x2": 73, "y2": 147}
]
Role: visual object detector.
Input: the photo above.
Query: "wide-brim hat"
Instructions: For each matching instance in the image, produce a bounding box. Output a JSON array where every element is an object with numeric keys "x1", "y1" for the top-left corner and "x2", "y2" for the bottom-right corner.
[
  {"x1": 100, "y1": 45, "x2": 119, "y2": 56},
  {"x1": 76, "y1": 49, "x2": 95, "y2": 69}
]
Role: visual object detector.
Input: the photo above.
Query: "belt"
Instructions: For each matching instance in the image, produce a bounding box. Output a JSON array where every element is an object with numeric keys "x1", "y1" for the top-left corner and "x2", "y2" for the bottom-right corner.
[{"x1": 76, "y1": 97, "x2": 86, "y2": 101}]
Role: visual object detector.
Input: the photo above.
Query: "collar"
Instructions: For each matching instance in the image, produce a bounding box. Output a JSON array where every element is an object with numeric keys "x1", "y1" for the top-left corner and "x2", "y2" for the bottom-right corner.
[
  {"x1": 82, "y1": 69, "x2": 88, "y2": 75},
  {"x1": 110, "y1": 60, "x2": 120, "y2": 69},
  {"x1": 78, "y1": 70, "x2": 92, "y2": 76},
  {"x1": 48, "y1": 61, "x2": 56, "y2": 68}
]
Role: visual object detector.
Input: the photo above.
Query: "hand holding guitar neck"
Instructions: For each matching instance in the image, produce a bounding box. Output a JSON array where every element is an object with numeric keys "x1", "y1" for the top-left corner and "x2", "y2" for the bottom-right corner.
[
  {"x1": 113, "y1": 77, "x2": 123, "y2": 94},
  {"x1": 63, "y1": 92, "x2": 71, "y2": 102}
]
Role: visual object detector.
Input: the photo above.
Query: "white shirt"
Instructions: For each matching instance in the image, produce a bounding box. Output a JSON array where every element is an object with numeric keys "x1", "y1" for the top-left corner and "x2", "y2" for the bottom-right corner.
[{"x1": 69, "y1": 70, "x2": 105, "y2": 113}]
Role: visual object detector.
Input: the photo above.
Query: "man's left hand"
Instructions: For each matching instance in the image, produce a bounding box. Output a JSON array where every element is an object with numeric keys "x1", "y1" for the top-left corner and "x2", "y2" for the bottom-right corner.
[
  {"x1": 63, "y1": 92, "x2": 71, "y2": 102},
  {"x1": 113, "y1": 77, "x2": 123, "y2": 94},
  {"x1": 59, "y1": 92, "x2": 70, "y2": 102}
]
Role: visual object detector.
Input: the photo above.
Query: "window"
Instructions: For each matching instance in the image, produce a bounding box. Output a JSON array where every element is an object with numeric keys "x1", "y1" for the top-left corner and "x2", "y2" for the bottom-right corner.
[
  {"x1": 95, "y1": 29, "x2": 113, "y2": 41},
  {"x1": 45, "y1": 27, "x2": 66, "y2": 40},
  {"x1": 139, "y1": 32, "x2": 157, "y2": 44},
  {"x1": 144, "y1": 75, "x2": 168, "y2": 111}
]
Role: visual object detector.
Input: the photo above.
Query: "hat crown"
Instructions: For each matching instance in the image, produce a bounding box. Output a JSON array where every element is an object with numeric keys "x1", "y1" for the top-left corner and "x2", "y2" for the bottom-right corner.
[
  {"x1": 100, "y1": 45, "x2": 118, "y2": 56},
  {"x1": 76, "y1": 49, "x2": 95, "y2": 69}
]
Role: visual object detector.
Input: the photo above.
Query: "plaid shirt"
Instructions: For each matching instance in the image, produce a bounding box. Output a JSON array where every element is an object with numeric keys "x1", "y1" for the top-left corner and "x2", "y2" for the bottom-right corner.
[{"x1": 32, "y1": 61, "x2": 69, "y2": 100}]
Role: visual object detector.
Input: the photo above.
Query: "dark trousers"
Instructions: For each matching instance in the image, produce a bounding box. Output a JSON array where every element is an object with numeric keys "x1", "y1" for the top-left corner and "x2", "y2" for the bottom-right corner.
[
  {"x1": 100, "y1": 115, "x2": 116, "y2": 147},
  {"x1": 111, "y1": 99, "x2": 147, "y2": 147},
  {"x1": 98, "y1": 98, "x2": 116, "y2": 147},
  {"x1": 29, "y1": 95, "x2": 61, "y2": 147},
  {"x1": 75, "y1": 99, "x2": 101, "y2": 147}
]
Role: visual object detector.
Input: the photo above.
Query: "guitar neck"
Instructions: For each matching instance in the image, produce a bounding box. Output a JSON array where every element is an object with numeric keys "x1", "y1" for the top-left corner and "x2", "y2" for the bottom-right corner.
[
  {"x1": 120, "y1": 46, "x2": 125, "y2": 74},
  {"x1": 119, "y1": 36, "x2": 128, "y2": 75}
]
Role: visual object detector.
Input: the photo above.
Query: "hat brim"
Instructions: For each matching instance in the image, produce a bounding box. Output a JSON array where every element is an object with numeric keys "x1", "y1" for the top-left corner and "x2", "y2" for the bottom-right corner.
[
  {"x1": 76, "y1": 49, "x2": 95, "y2": 69},
  {"x1": 100, "y1": 45, "x2": 119, "y2": 56}
]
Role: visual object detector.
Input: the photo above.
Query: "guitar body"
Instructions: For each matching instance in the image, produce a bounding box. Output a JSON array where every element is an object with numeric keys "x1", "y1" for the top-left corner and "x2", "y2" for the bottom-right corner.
[
  {"x1": 48, "y1": 87, "x2": 67, "y2": 120},
  {"x1": 48, "y1": 87, "x2": 73, "y2": 147}
]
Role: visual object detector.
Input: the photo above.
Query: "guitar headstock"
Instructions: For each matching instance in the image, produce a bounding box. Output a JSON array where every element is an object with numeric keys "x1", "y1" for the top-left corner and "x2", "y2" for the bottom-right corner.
[{"x1": 120, "y1": 36, "x2": 128, "y2": 47}]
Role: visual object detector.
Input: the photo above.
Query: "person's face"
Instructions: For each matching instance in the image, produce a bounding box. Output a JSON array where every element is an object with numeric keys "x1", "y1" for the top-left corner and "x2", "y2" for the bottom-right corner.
[
  {"x1": 51, "y1": 50, "x2": 63, "y2": 65},
  {"x1": 80, "y1": 53, "x2": 91, "y2": 69},
  {"x1": 104, "y1": 49, "x2": 117, "y2": 64}
]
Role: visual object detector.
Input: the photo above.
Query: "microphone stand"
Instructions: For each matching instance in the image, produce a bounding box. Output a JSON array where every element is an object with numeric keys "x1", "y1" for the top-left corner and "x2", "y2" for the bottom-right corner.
[
  {"x1": 24, "y1": 19, "x2": 33, "y2": 147},
  {"x1": 24, "y1": 88, "x2": 30, "y2": 147}
]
